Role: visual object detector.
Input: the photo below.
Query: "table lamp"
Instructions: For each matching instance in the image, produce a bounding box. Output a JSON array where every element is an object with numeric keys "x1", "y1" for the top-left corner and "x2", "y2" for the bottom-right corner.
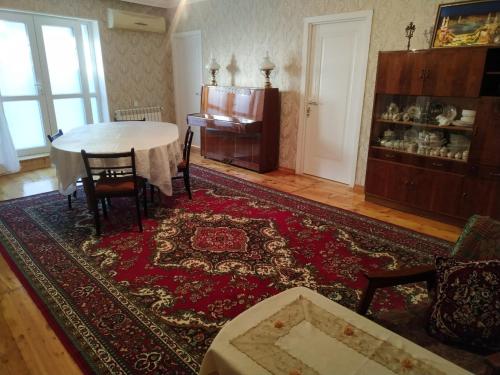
[
  {"x1": 206, "y1": 57, "x2": 220, "y2": 86},
  {"x1": 259, "y1": 52, "x2": 275, "y2": 88}
]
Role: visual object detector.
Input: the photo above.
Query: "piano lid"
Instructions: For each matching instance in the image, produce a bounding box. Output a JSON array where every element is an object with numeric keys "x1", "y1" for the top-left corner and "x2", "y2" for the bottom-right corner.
[
  {"x1": 187, "y1": 112, "x2": 262, "y2": 134},
  {"x1": 192, "y1": 113, "x2": 256, "y2": 124}
]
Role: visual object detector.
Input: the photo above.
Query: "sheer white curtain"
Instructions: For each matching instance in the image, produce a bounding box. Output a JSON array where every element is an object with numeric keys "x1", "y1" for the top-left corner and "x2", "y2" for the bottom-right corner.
[{"x1": 0, "y1": 109, "x2": 20, "y2": 175}]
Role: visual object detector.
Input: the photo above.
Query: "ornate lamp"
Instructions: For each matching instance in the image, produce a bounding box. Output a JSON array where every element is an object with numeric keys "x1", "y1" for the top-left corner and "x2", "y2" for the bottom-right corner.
[
  {"x1": 405, "y1": 22, "x2": 416, "y2": 50},
  {"x1": 259, "y1": 52, "x2": 276, "y2": 88},
  {"x1": 206, "y1": 57, "x2": 220, "y2": 86}
]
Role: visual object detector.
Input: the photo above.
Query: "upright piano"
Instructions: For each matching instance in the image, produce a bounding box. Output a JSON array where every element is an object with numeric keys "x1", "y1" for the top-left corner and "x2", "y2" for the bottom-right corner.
[{"x1": 187, "y1": 85, "x2": 280, "y2": 173}]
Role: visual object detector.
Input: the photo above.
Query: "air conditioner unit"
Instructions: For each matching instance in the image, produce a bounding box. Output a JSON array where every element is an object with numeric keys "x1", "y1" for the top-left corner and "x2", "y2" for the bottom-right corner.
[{"x1": 107, "y1": 8, "x2": 166, "y2": 33}]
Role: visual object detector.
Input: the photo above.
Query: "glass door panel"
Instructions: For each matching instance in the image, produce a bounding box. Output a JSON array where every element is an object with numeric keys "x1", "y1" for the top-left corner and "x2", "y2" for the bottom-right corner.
[
  {"x1": 41, "y1": 25, "x2": 82, "y2": 95},
  {"x1": 53, "y1": 98, "x2": 86, "y2": 133},
  {"x1": 0, "y1": 20, "x2": 38, "y2": 96},
  {"x1": 4, "y1": 100, "x2": 46, "y2": 149},
  {"x1": 35, "y1": 16, "x2": 95, "y2": 130},
  {"x1": 0, "y1": 13, "x2": 51, "y2": 156}
]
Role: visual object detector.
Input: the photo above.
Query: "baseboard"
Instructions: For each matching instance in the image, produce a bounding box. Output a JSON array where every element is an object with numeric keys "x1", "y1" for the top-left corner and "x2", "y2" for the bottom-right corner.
[
  {"x1": 353, "y1": 184, "x2": 364, "y2": 193},
  {"x1": 20, "y1": 156, "x2": 51, "y2": 172}
]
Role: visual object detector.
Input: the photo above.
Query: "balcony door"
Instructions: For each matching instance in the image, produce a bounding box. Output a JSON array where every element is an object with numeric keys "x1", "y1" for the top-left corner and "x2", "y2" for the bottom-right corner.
[{"x1": 0, "y1": 11, "x2": 105, "y2": 157}]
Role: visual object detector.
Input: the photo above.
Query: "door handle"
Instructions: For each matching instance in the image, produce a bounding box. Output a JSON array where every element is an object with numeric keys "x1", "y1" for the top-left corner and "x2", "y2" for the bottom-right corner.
[{"x1": 308, "y1": 100, "x2": 319, "y2": 105}]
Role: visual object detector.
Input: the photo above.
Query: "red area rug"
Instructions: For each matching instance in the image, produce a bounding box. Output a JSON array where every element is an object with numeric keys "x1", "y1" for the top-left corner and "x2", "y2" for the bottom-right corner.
[{"x1": 0, "y1": 165, "x2": 451, "y2": 374}]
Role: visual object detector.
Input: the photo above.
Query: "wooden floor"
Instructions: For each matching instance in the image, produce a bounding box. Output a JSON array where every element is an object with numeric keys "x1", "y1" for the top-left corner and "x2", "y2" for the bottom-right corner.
[{"x1": 0, "y1": 152, "x2": 462, "y2": 375}]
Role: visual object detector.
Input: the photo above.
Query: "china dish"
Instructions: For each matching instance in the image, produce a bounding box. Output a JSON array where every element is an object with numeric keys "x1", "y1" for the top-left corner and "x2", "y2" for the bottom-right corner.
[
  {"x1": 452, "y1": 120, "x2": 473, "y2": 127},
  {"x1": 442, "y1": 105, "x2": 457, "y2": 121},
  {"x1": 406, "y1": 105, "x2": 422, "y2": 121}
]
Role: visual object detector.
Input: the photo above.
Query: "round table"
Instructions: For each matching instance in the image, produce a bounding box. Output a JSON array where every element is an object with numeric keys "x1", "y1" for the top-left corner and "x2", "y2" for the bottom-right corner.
[{"x1": 50, "y1": 122, "x2": 183, "y2": 196}]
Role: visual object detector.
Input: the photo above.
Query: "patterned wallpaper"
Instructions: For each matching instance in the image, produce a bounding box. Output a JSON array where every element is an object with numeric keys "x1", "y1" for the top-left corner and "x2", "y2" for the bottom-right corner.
[
  {"x1": 171, "y1": 0, "x2": 460, "y2": 185},
  {"x1": 0, "y1": 0, "x2": 175, "y2": 122}
]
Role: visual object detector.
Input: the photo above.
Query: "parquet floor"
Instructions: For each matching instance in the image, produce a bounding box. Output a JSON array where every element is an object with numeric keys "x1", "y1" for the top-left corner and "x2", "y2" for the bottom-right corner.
[{"x1": 0, "y1": 152, "x2": 462, "y2": 375}]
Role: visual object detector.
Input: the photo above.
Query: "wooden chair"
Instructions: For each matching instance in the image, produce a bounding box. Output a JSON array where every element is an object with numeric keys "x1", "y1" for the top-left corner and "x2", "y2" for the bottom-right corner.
[
  {"x1": 173, "y1": 126, "x2": 194, "y2": 199},
  {"x1": 357, "y1": 215, "x2": 500, "y2": 375},
  {"x1": 47, "y1": 129, "x2": 76, "y2": 209},
  {"x1": 81, "y1": 148, "x2": 147, "y2": 236},
  {"x1": 150, "y1": 126, "x2": 194, "y2": 202}
]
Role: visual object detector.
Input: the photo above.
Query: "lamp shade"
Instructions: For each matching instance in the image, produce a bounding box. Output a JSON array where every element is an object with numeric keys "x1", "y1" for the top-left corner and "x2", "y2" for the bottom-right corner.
[
  {"x1": 259, "y1": 52, "x2": 275, "y2": 71},
  {"x1": 206, "y1": 57, "x2": 220, "y2": 71}
]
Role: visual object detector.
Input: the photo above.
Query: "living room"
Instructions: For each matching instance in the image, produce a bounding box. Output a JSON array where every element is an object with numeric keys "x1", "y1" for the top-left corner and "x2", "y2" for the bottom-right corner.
[{"x1": 0, "y1": 0, "x2": 498, "y2": 374}]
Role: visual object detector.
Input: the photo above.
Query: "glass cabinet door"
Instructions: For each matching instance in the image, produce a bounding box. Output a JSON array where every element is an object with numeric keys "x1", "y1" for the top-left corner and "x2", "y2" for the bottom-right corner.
[{"x1": 371, "y1": 94, "x2": 476, "y2": 163}]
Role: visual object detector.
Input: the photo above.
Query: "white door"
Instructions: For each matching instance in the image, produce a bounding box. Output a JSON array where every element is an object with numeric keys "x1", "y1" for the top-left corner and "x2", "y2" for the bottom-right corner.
[
  {"x1": 0, "y1": 10, "x2": 106, "y2": 157},
  {"x1": 34, "y1": 16, "x2": 100, "y2": 134},
  {"x1": 0, "y1": 12, "x2": 52, "y2": 157},
  {"x1": 172, "y1": 31, "x2": 202, "y2": 147},
  {"x1": 300, "y1": 11, "x2": 372, "y2": 185}
]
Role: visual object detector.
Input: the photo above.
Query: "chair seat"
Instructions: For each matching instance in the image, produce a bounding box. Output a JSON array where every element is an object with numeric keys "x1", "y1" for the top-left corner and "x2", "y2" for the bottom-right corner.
[
  {"x1": 374, "y1": 304, "x2": 491, "y2": 375},
  {"x1": 177, "y1": 159, "x2": 187, "y2": 172},
  {"x1": 95, "y1": 176, "x2": 144, "y2": 195}
]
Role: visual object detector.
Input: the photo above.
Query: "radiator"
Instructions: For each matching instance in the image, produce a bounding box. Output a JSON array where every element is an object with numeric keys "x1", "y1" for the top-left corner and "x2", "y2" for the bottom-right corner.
[{"x1": 113, "y1": 105, "x2": 163, "y2": 121}]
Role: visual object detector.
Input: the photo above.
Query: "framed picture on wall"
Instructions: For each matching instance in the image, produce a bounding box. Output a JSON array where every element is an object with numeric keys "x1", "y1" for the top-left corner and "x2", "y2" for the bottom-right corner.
[{"x1": 431, "y1": 0, "x2": 500, "y2": 48}]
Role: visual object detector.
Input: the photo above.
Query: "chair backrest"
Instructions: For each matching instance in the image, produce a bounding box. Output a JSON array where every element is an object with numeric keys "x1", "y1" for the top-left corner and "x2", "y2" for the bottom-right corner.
[
  {"x1": 81, "y1": 148, "x2": 139, "y2": 193},
  {"x1": 183, "y1": 126, "x2": 194, "y2": 167},
  {"x1": 47, "y1": 129, "x2": 63, "y2": 143},
  {"x1": 452, "y1": 215, "x2": 500, "y2": 261}
]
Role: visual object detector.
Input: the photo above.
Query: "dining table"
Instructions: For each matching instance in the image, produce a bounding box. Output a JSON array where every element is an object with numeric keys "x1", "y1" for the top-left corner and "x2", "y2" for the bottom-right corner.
[
  {"x1": 50, "y1": 121, "x2": 183, "y2": 197},
  {"x1": 199, "y1": 287, "x2": 471, "y2": 375}
]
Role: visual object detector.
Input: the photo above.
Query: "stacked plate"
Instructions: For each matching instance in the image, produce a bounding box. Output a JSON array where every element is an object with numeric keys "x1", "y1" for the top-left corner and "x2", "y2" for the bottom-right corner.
[{"x1": 452, "y1": 109, "x2": 475, "y2": 127}]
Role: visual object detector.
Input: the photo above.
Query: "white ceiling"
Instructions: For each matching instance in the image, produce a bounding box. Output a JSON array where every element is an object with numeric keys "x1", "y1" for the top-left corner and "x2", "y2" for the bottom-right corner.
[{"x1": 121, "y1": 0, "x2": 207, "y2": 9}]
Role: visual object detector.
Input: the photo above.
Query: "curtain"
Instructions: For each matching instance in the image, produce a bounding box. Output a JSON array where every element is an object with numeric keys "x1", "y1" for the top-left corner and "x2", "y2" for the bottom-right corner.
[{"x1": 0, "y1": 110, "x2": 20, "y2": 175}]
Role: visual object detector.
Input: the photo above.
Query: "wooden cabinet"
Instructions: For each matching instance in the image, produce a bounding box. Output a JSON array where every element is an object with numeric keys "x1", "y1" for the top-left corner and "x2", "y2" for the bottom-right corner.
[
  {"x1": 460, "y1": 166, "x2": 500, "y2": 219},
  {"x1": 423, "y1": 48, "x2": 486, "y2": 97},
  {"x1": 375, "y1": 48, "x2": 486, "y2": 97},
  {"x1": 366, "y1": 159, "x2": 464, "y2": 218},
  {"x1": 366, "y1": 47, "x2": 500, "y2": 223},
  {"x1": 375, "y1": 51, "x2": 426, "y2": 95},
  {"x1": 470, "y1": 97, "x2": 500, "y2": 166}
]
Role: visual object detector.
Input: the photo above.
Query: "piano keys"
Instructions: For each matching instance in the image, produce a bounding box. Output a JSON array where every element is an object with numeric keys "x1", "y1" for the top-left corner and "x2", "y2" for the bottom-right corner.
[{"x1": 187, "y1": 85, "x2": 280, "y2": 173}]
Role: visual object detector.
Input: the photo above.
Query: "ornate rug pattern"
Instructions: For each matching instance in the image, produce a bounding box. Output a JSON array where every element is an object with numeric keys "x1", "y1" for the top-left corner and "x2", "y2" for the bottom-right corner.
[{"x1": 0, "y1": 165, "x2": 451, "y2": 374}]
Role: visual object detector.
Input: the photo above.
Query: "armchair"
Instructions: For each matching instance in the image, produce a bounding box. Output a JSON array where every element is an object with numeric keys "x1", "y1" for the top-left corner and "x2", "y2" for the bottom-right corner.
[{"x1": 357, "y1": 215, "x2": 500, "y2": 375}]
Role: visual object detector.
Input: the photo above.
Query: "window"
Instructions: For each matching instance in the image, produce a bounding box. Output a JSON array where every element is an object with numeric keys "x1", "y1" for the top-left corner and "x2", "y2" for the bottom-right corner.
[{"x1": 0, "y1": 11, "x2": 108, "y2": 157}]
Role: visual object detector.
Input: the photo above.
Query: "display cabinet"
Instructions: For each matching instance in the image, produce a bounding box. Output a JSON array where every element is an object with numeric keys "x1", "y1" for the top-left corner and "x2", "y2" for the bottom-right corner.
[{"x1": 366, "y1": 47, "x2": 500, "y2": 223}]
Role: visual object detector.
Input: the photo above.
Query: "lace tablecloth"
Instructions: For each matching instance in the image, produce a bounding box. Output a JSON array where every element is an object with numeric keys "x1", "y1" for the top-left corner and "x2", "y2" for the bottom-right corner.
[
  {"x1": 200, "y1": 287, "x2": 471, "y2": 375},
  {"x1": 50, "y1": 122, "x2": 182, "y2": 196}
]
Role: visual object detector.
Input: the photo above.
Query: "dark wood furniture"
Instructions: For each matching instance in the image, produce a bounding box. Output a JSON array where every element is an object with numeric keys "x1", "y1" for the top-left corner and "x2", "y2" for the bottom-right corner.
[
  {"x1": 81, "y1": 148, "x2": 147, "y2": 236},
  {"x1": 173, "y1": 126, "x2": 194, "y2": 199},
  {"x1": 365, "y1": 47, "x2": 500, "y2": 223},
  {"x1": 187, "y1": 85, "x2": 280, "y2": 173},
  {"x1": 356, "y1": 215, "x2": 500, "y2": 375},
  {"x1": 357, "y1": 264, "x2": 500, "y2": 375}
]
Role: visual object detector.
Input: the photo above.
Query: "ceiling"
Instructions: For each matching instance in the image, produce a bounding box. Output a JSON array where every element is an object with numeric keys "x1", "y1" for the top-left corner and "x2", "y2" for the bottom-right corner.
[{"x1": 121, "y1": 0, "x2": 207, "y2": 9}]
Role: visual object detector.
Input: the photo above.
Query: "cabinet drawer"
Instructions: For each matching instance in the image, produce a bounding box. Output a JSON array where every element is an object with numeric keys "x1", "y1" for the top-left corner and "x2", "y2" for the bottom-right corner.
[
  {"x1": 477, "y1": 165, "x2": 500, "y2": 181},
  {"x1": 424, "y1": 158, "x2": 467, "y2": 175},
  {"x1": 369, "y1": 148, "x2": 402, "y2": 163}
]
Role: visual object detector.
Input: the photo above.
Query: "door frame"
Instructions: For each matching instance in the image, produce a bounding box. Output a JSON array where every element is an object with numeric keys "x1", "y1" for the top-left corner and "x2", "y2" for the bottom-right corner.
[
  {"x1": 295, "y1": 10, "x2": 373, "y2": 186},
  {"x1": 171, "y1": 30, "x2": 202, "y2": 147}
]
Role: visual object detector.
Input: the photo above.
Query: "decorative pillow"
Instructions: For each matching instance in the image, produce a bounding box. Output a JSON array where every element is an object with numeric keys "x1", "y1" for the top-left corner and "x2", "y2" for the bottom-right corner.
[
  {"x1": 428, "y1": 257, "x2": 500, "y2": 352},
  {"x1": 451, "y1": 215, "x2": 500, "y2": 260}
]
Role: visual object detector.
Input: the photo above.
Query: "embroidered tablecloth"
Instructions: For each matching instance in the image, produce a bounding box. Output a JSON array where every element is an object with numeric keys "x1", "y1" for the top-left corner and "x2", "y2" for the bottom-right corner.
[
  {"x1": 50, "y1": 122, "x2": 182, "y2": 196},
  {"x1": 199, "y1": 287, "x2": 471, "y2": 375}
]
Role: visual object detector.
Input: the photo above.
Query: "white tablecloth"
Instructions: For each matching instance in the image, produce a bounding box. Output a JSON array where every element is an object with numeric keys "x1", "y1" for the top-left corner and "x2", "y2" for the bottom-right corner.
[
  {"x1": 200, "y1": 287, "x2": 471, "y2": 375},
  {"x1": 50, "y1": 122, "x2": 182, "y2": 196}
]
